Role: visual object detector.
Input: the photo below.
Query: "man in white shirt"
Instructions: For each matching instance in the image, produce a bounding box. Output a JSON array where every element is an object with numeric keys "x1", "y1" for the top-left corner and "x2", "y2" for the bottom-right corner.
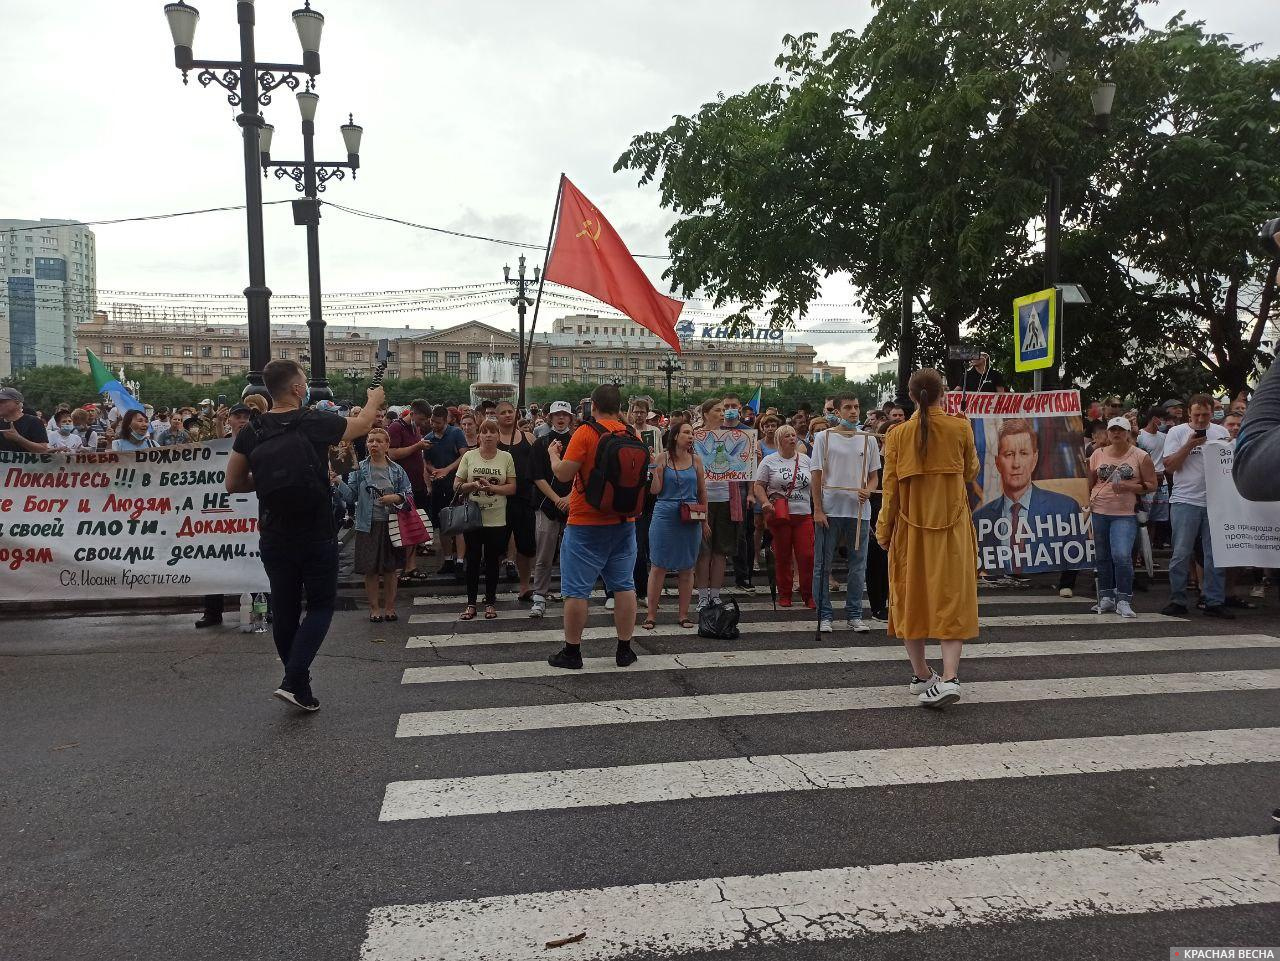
[
  {"x1": 811, "y1": 393, "x2": 881, "y2": 633},
  {"x1": 1136, "y1": 406, "x2": 1170, "y2": 548},
  {"x1": 1161, "y1": 394, "x2": 1232, "y2": 618}
]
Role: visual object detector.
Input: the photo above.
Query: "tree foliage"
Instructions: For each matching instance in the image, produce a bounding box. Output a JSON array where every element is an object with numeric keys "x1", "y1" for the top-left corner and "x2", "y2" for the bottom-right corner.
[
  {"x1": 1, "y1": 366, "x2": 97, "y2": 414},
  {"x1": 616, "y1": 1, "x2": 1280, "y2": 399}
]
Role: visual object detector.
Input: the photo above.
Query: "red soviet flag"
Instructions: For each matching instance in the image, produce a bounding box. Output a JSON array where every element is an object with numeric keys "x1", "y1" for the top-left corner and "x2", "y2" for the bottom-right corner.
[{"x1": 544, "y1": 176, "x2": 685, "y2": 352}]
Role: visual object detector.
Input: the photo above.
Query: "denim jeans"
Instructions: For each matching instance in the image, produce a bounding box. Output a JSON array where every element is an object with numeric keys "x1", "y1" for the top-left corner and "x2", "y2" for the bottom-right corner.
[
  {"x1": 1168, "y1": 503, "x2": 1225, "y2": 607},
  {"x1": 814, "y1": 514, "x2": 870, "y2": 622},
  {"x1": 1092, "y1": 512, "x2": 1137, "y2": 601},
  {"x1": 258, "y1": 536, "x2": 339, "y2": 686}
]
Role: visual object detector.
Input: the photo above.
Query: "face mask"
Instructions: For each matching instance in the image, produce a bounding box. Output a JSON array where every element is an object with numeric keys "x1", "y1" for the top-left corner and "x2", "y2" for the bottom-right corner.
[
  {"x1": 824, "y1": 412, "x2": 839, "y2": 424},
  {"x1": 724, "y1": 409, "x2": 739, "y2": 422},
  {"x1": 59, "y1": 424, "x2": 74, "y2": 435},
  {"x1": 838, "y1": 416, "x2": 859, "y2": 430},
  {"x1": 131, "y1": 430, "x2": 148, "y2": 442},
  {"x1": 301, "y1": 387, "x2": 311, "y2": 408}
]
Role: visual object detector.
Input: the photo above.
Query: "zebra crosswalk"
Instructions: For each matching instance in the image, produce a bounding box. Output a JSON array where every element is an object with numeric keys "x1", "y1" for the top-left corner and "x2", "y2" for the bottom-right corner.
[{"x1": 360, "y1": 595, "x2": 1280, "y2": 960}]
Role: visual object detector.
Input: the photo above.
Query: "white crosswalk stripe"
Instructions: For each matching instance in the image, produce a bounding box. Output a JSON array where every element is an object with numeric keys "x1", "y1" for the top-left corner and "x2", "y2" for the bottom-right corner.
[
  {"x1": 360, "y1": 835, "x2": 1280, "y2": 961},
  {"x1": 408, "y1": 594, "x2": 1092, "y2": 620},
  {"x1": 406, "y1": 611, "x2": 1174, "y2": 648},
  {"x1": 395, "y1": 667, "x2": 1280, "y2": 737},
  {"x1": 380, "y1": 727, "x2": 1280, "y2": 820},
  {"x1": 401, "y1": 632, "x2": 1278, "y2": 684}
]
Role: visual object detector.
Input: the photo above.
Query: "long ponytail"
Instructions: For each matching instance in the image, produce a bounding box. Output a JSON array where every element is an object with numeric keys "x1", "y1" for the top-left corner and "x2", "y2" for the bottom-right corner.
[{"x1": 908, "y1": 368, "x2": 945, "y2": 458}]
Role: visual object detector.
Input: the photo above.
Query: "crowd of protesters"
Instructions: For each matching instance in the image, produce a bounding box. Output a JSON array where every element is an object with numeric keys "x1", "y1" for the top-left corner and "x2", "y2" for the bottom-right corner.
[{"x1": 2, "y1": 358, "x2": 1274, "y2": 713}]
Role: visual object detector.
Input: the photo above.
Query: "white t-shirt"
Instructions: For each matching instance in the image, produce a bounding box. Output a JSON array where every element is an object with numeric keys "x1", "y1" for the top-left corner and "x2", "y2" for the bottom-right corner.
[
  {"x1": 48, "y1": 431, "x2": 84, "y2": 451},
  {"x1": 1164, "y1": 422, "x2": 1229, "y2": 507},
  {"x1": 1135, "y1": 427, "x2": 1165, "y2": 476},
  {"x1": 754, "y1": 452, "x2": 813, "y2": 516},
  {"x1": 810, "y1": 430, "x2": 881, "y2": 521}
]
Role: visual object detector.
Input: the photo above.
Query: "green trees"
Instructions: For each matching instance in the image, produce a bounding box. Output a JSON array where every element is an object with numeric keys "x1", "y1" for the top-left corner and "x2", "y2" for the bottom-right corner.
[
  {"x1": 0, "y1": 366, "x2": 97, "y2": 414},
  {"x1": 616, "y1": 2, "x2": 1280, "y2": 399}
]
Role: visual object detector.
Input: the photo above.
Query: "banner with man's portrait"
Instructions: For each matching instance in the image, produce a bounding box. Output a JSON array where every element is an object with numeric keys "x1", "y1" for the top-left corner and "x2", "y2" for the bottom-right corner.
[{"x1": 945, "y1": 390, "x2": 1095, "y2": 574}]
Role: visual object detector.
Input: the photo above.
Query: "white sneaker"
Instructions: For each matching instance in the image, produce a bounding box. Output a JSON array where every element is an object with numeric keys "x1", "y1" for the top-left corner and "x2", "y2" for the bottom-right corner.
[
  {"x1": 909, "y1": 671, "x2": 942, "y2": 696},
  {"x1": 1091, "y1": 596, "x2": 1116, "y2": 614},
  {"x1": 529, "y1": 597, "x2": 546, "y2": 619},
  {"x1": 605, "y1": 596, "x2": 616, "y2": 611},
  {"x1": 1115, "y1": 599, "x2": 1137, "y2": 618},
  {"x1": 1059, "y1": 587, "x2": 1074, "y2": 598},
  {"x1": 918, "y1": 679, "x2": 961, "y2": 708},
  {"x1": 696, "y1": 596, "x2": 710, "y2": 612},
  {"x1": 819, "y1": 619, "x2": 834, "y2": 633},
  {"x1": 848, "y1": 619, "x2": 870, "y2": 633}
]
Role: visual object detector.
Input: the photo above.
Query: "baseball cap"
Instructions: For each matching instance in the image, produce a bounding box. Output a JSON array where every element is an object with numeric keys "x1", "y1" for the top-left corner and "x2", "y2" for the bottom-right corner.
[
  {"x1": 228, "y1": 403, "x2": 252, "y2": 416},
  {"x1": 548, "y1": 400, "x2": 573, "y2": 415},
  {"x1": 1106, "y1": 416, "x2": 1131, "y2": 431},
  {"x1": 0, "y1": 387, "x2": 23, "y2": 403}
]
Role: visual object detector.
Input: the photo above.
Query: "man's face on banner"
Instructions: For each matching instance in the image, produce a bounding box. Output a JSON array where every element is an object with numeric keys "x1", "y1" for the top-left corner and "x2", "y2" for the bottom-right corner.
[{"x1": 996, "y1": 429, "x2": 1038, "y2": 500}]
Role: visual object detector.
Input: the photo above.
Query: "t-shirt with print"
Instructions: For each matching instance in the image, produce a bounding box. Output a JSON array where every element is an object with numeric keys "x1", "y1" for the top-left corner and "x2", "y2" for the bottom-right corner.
[
  {"x1": 456, "y1": 448, "x2": 515, "y2": 527},
  {"x1": 754, "y1": 452, "x2": 813, "y2": 516},
  {"x1": 1088, "y1": 445, "x2": 1150, "y2": 516},
  {"x1": 1164, "y1": 422, "x2": 1229, "y2": 507},
  {"x1": 565, "y1": 417, "x2": 636, "y2": 527},
  {"x1": 810, "y1": 429, "x2": 881, "y2": 521}
]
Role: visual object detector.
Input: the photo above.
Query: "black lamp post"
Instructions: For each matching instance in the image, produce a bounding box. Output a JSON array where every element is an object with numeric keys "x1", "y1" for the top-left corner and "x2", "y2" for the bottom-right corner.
[
  {"x1": 1039, "y1": 47, "x2": 1116, "y2": 389},
  {"x1": 163, "y1": 0, "x2": 324, "y2": 399},
  {"x1": 259, "y1": 91, "x2": 363, "y2": 403},
  {"x1": 657, "y1": 353, "x2": 684, "y2": 415},
  {"x1": 503, "y1": 255, "x2": 539, "y2": 409}
]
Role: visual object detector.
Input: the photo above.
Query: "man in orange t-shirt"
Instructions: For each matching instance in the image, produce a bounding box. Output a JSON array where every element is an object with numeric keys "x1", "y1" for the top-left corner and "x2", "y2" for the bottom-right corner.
[{"x1": 547, "y1": 384, "x2": 638, "y2": 670}]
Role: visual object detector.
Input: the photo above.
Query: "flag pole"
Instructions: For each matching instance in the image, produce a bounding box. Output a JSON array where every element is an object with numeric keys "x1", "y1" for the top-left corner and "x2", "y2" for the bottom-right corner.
[{"x1": 523, "y1": 172, "x2": 566, "y2": 384}]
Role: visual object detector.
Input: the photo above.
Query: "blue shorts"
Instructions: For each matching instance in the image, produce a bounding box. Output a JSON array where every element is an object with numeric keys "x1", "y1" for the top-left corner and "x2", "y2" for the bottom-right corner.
[{"x1": 560, "y1": 522, "x2": 637, "y2": 599}]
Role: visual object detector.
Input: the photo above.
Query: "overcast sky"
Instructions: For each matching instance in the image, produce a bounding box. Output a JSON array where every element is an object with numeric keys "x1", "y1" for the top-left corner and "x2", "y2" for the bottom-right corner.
[{"x1": 3, "y1": 0, "x2": 1274, "y2": 377}]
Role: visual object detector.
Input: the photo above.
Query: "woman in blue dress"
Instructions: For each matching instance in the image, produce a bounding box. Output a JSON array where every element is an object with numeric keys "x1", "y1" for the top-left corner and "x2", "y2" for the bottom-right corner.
[{"x1": 644, "y1": 421, "x2": 708, "y2": 630}]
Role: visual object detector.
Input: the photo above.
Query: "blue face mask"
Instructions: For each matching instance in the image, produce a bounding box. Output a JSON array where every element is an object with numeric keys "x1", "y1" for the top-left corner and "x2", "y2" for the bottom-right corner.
[
  {"x1": 724, "y1": 409, "x2": 740, "y2": 423},
  {"x1": 824, "y1": 412, "x2": 839, "y2": 424},
  {"x1": 131, "y1": 429, "x2": 148, "y2": 442},
  {"x1": 838, "y1": 417, "x2": 859, "y2": 430},
  {"x1": 59, "y1": 424, "x2": 74, "y2": 435},
  {"x1": 301, "y1": 386, "x2": 311, "y2": 408}
]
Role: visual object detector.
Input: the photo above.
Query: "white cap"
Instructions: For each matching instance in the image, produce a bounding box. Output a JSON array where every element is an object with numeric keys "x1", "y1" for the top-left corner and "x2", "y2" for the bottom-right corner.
[
  {"x1": 548, "y1": 400, "x2": 573, "y2": 415},
  {"x1": 1106, "y1": 416, "x2": 1131, "y2": 431}
]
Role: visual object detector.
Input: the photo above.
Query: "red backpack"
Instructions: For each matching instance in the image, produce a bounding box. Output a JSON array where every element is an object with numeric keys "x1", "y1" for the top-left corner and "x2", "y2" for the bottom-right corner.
[{"x1": 581, "y1": 421, "x2": 651, "y2": 519}]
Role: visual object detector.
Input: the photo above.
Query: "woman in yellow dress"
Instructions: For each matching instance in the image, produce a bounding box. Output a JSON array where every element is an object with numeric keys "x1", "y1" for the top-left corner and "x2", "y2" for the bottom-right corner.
[{"x1": 875, "y1": 368, "x2": 980, "y2": 707}]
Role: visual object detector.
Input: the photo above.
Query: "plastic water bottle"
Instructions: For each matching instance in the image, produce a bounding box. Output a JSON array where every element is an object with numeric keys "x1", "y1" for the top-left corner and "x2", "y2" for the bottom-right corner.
[
  {"x1": 251, "y1": 593, "x2": 268, "y2": 633},
  {"x1": 239, "y1": 592, "x2": 254, "y2": 633}
]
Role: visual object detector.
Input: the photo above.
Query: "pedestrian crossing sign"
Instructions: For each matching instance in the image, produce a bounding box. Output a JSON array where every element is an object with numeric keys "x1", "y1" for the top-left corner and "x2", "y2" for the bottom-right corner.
[{"x1": 1012, "y1": 288, "x2": 1057, "y2": 372}]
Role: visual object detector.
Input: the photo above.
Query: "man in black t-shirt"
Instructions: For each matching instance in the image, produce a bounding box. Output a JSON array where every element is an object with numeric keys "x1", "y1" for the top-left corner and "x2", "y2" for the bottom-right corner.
[
  {"x1": 959, "y1": 353, "x2": 1005, "y2": 394},
  {"x1": 528, "y1": 401, "x2": 575, "y2": 617},
  {"x1": 0, "y1": 388, "x2": 50, "y2": 454},
  {"x1": 227, "y1": 360, "x2": 385, "y2": 711}
]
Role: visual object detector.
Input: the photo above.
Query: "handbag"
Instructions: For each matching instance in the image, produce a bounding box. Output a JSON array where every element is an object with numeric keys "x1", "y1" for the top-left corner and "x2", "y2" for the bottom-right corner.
[
  {"x1": 697, "y1": 598, "x2": 741, "y2": 640},
  {"x1": 770, "y1": 455, "x2": 801, "y2": 521},
  {"x1": 388, "y1": 493, "x2": 432, "y2": 548},
  {"x1": 438, "y1": 493, "x2": 482, "y2": 536},
  {"x1": 680, "y1": 502, "x2": 708, "y2": 523}
]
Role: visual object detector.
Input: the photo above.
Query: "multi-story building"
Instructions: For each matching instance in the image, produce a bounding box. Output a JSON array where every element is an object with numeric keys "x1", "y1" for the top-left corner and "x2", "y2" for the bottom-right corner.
[
  {"x1": 0, "y1": 218, "x2": 97, "y2": 376},
  {"x1": 75, "y1": 310, "x2": 823, "y2": 394},
  {"x1": 811, "y1": 360, "x2": 847, "y2": 383}
]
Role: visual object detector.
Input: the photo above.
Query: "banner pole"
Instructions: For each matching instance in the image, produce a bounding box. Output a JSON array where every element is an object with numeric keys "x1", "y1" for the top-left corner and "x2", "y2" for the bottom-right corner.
[{"x1": 524, "y1": 173, "x2": 565, "y2": 383}]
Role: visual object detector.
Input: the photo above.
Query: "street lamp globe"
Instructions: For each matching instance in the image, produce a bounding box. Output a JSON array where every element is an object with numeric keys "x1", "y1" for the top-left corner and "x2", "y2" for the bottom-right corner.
[
  {"x1": 259, "y1": 122, "x2": 274, "y2": 162},
  {"x1": 296, "y1": 90, "x2": 319, "y2": 123},
  {"x1": 164, "y1": 1, "x2": 200, "y2": 49},
  {"x1": 340, "y1": 115, "x2": 363, "y2": 158},
  {"x1": 1091, "y1": 81, "x2": 1117, "y2": 130},
  {"x1": 292, "y1": 4, "x2": 324, "y2": 53}
]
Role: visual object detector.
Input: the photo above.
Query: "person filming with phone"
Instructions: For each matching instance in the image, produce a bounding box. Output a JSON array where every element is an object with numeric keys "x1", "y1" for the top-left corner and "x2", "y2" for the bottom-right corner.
[{"x1": 1160, "y1": 393, "x2": 1232, "y2": 619}]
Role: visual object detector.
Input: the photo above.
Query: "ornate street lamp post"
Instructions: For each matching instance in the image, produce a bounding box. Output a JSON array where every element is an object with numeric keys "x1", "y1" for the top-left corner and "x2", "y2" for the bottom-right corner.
[{"x1": 163, "y1": 0, "x2": 325, "y2": 398}]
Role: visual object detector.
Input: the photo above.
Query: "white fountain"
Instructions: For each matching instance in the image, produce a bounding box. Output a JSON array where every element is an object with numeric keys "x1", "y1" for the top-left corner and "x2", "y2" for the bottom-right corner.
[{"x1": 470, "y1": 342, "x2": 518, "y2": 408}]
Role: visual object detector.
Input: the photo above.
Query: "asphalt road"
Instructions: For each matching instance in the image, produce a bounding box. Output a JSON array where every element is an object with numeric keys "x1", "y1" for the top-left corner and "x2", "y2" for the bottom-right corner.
[{"x1": 3, "y1": 579, "x2": 1278, "y2": 961}]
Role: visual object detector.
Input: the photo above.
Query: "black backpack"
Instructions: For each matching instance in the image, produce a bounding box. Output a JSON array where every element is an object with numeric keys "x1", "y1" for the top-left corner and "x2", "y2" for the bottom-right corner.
[
  {"x1": 698, "y1": 598, "x2": 741, "y2": 640},
  {"x1": 248, "y1": 412, "x2": 330, "y2": 512},
  {"x1": 581, "y1": 421, "x2": 651, "y2": 519}
]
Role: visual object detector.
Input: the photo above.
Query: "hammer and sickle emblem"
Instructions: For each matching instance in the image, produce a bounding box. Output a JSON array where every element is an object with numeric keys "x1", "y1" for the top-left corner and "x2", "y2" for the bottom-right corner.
[{"x1": 575, "y1": 214, "x2": 603, "y2": 250}]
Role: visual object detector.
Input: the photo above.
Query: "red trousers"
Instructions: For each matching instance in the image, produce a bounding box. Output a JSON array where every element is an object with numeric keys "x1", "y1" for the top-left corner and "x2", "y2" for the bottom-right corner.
[{"x1": 769, "y1": 513, "x2": 815, "y2": 603}]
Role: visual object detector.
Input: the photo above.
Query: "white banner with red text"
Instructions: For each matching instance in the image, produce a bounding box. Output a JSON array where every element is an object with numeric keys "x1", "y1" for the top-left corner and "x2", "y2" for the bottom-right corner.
[{"x1": 0, "y1": 439, "x2": 266, "y2": 599}]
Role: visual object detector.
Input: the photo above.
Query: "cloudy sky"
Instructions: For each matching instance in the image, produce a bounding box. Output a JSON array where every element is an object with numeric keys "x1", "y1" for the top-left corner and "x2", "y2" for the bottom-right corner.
[{"x1": 3, "y1": 0, "x2": 1274, "y2": 377}]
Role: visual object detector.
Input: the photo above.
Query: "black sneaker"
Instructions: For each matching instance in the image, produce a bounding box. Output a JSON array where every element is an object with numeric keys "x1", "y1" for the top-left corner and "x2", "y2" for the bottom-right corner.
[
  {"x1": 1224, "y1": 596, "x2": 1256, "y2": 610},
  {"x1": 1202, "y1": 604, "x2": 1236, "y2": 620},
  {"x1": 548, "y1": 645, "x2": 583, "y2": 670},
  {"x1": 273, "y1": 684, "x2": 320, "y2": 712},
  {"x1": 1161, "y1": 602, "x2": 1188, "y2": 617},
  {"x1": 616, "y1": 640, "x2": 638, "y2": 668},
  {"x1": 194, "y1": 615, "x2": 223, "y2": 629}
]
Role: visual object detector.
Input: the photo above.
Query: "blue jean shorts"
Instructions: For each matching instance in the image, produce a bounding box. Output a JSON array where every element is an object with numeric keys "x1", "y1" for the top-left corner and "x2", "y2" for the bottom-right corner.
[{"x1": 560, "y1": 522, "x2": 637, "y2": 599}]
